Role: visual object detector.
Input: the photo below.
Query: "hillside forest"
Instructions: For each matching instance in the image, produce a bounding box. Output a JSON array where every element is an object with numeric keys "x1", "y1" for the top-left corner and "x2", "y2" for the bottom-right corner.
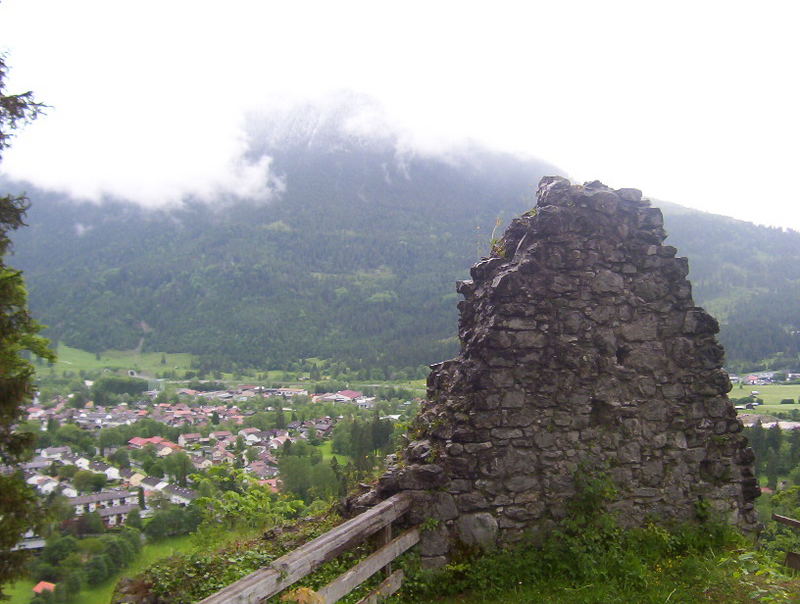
[{"x1": 2, "y1": 119, "x2": 798, "y2": 375}]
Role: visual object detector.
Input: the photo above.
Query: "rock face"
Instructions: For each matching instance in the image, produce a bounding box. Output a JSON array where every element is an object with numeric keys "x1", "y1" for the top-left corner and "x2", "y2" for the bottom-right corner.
[{"x1": 366, "y1": 176, "x2": 759, "y2": 561}]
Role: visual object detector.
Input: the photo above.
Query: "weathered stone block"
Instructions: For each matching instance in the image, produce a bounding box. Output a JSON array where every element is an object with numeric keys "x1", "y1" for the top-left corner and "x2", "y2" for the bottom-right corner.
[
  {"x1": 397, "y1": 464, "x2": 446, "y2": 490},
  {"x1": 456, "y1": 513, "x2": 498, "y2": 550},
  {"x1": 418, "y1": 523, "x2": 450, "y2": 557},
  {"x1": 457, "y1": 492, "x2": 490, "y2": 512},
  {"x1": 491, "y1": 427, "x2": 523, "y2": 439},
  {"x1": 507, "y1": 474, "x2": 539, "y2": 492}
]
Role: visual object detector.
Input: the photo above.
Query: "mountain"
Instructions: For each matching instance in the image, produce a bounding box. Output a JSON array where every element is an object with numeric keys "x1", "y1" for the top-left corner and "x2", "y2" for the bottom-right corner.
[
  {"x1": 654, "y1": 201, "x2": 800, "y2": 368},
  {"x1": 4, "y1": 108, "x2": 799, "y2": 371}
]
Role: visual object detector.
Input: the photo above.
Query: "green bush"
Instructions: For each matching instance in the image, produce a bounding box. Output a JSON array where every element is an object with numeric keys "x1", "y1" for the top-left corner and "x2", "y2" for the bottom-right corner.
[{"x1": 395, "y1": 472, "x2": 760, "y2": 603}]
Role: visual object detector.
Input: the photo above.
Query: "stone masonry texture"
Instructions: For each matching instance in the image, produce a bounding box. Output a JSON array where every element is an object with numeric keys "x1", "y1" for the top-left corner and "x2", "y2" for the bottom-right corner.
[{"x1": 354, "y1": 176, "x2": 760, "y2": 561}]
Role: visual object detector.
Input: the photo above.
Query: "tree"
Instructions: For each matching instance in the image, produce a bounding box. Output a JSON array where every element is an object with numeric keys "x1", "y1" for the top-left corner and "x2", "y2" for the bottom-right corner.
[
  {"x1": 76, "y1": 512, "x2": 105, "y2": 536},
  {"x1": 61, "y1": 569, "x2": 83, "y2": 601},
  {"x1": 767, "y1": 450, "x2": 780, "y2": 490},
  {"x1": 767, "y1": 423, "x2": 783, "y2": 453},
  {"x1": 73, "y1": 470, "x2": 105, "y2": 494},
  {"x1": 790, "y1": 428, "x2": 800, "y2": 467},
  {"x1": 275, "y1": 407, "x2": 286, "y2": 429},
  {"x1": 42, "y1": 535, "x2": 78, "y2": 565},
  {"x1": 164, "y1": 451, "x2": 192, "y2": 486},
  {"x1": 85, "y1": 554, "x2": 110, "y2": 585},
  {"x1": 98, "y1": 427, "x2": 123, "y2": 455},
  {"x1": 0, "y1": 51, "x2": 53, "y2": 596},
  {"x1": 109, "y1": 447, "x2": 130, "y2": 468},
  {"x1": 91, "y1": 375, "x2": 148, "y2": 405},
  {"x1": 125, "y1": 508, "x2": 143, "y2": 530}
]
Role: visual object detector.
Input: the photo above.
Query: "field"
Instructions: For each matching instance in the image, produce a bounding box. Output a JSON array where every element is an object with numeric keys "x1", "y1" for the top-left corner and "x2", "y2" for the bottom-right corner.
[
  {"x1": 47, "y1": 344, "x2": 194, "y2": 379},
  {"x1": 5, "y1": 535, "x2": 195, "y2": 604},
  {"x1": 318, "y1": 440, "x2": 352, "y2": 465},
  {"x1": 42, "y1": 345, "x2": 428, "y2": 395},
  {"x1": 731, "y1": 383, "x2": 800, "y2": 416}
]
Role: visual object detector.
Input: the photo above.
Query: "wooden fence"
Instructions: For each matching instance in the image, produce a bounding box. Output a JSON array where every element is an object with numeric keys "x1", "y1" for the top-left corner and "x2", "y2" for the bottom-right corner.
[
  {"x1": 199, "y1": 492, "x2": 417, "y2": 604},
  {"x1": 773, "y1": 513, "x2": 800, "y2": 570}
]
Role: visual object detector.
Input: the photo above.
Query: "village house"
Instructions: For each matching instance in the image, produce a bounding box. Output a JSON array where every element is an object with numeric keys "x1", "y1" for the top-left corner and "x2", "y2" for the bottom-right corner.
[
  {"x1": 335, "y1": 389, "x2": 362, "y2": 402},
  {"x1": 32, "y1": 581, "x2": 56, "y2": 596},
  {"x1": 276, "y1": 387, "x2": 308, "y2": 398},
  {"x1": 89, "y1": 460, "x2": 121, "y2": 481},
  {"x1": 26, "y1": 474, "x2": 59, "y2": 495},
  {"x1": 259, "y1": 451, "x2": 279, "y2": 466},
  {"x1": 313, "y1": 417, "x2": 334, "y2": 436},
  {"x1": 262, "y1": 478, "x2": 280, "y2": 493},
  {"x1": 268, "y1": 434, "x2": 291, "y2": 450},
  {"x1": 21, "y1": 457, "x2": 54, "y2": 472},
  {"x1": 178, "y1": 432, "x2": 202, "y2": 447},
  {"x1": 68, "y1": 489, "x2": 138, "y2": 515},
  {"x1": 163, "y1": 484, "x2": 198, "y2": 506},
  {"x1": 142, "y1": 476, "x2": 170, "y2": 491},
  {"x1": 155, "y1": 442, "x2": 182, "y2": 457},
  {"x1": 119, "y1": 468, "x2": 146, "y2": 487},
  {"x1": 252, "y1": 430, "x2": 275, "y2": 444},
  {"x1": 128, "y1": 436, "x2": 182, "y2": 456},
  {"x1": 245, "y1": 460, "x2": 278, "y2": 479},
  {"x1": 210, "y1": 448, "x2": 236, "y2": 464},
  {"x1": 98, "y1": 503, "x2": 140, "y2": 526},
  {"x1": 59, "y1": 482, "x2": 78, "y2": 498},
  {"x1": 190, "y1": 455, "x2": 212, "y2": 470},
  {"x1": 61, "y1": 453, "x2": 91, "y2": 470},
  {"x1": 26, "y1": 406, "x2": 45, "y2": 419}
]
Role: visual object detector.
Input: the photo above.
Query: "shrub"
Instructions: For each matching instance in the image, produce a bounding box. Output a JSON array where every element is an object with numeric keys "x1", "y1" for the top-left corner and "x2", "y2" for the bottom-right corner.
[{"x1": 396, "y1": 470, "x2": 748, "y2": 603}]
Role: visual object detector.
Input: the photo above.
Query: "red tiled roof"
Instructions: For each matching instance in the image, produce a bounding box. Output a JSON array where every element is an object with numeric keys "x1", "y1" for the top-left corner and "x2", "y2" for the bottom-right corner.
[{"x1": 33, "y1": 581, "x2": 56, "y2": 594}]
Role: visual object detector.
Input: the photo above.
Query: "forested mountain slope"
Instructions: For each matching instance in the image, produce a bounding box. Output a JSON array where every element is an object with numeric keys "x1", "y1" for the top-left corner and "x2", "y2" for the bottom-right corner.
[
  {"x1": 658, "y1": 202, "x2": 800, "y2": 366},
  {"x1": 4, "y1": 112, "x2": 799, "y2": 371}
]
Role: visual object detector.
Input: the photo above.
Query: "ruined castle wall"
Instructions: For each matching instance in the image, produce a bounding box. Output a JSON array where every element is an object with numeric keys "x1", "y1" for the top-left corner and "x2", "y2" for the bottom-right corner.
[{"x1": 364, "y1": 176, "x2": 759, "y2": 564}]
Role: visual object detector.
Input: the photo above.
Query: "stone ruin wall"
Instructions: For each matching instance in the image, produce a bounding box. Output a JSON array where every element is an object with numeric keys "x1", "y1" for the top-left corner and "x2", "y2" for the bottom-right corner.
[{"x1": 355, "y1": 176, "x2": 760, "y2": 566}]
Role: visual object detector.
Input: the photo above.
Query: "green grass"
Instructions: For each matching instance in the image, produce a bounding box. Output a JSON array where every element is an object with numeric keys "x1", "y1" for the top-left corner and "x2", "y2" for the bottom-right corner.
[
  {"x1": 732, "y1": 384, "x2": 800, "y2": 417},
  {"x1": 4, "y1": 579, "x2": 35, "y2": 604},
  {"x1": 74, "y1": 535, "x2": 196, "y2": 604},
  {"x1": 4, "y1": 535, "x2": 196, "y2": 604},
  {"x1": 48, "y1": 344, "x2": 194, "y2": 379},
  {"x1": 43, "y1": 345, "x2": 428, "y2": 393},
  {"x1": 318, "y1": 440, "x2": 352, "y2": 465},
  {"x1": 391, "y1": 527, "x2": 799, "y2": 604},
  {"x1": 123, "y1": 535, "x2": 196, "y2": 577},
  {"x1": 732, "y1": 383, "x2": 800, "y2": 404}
]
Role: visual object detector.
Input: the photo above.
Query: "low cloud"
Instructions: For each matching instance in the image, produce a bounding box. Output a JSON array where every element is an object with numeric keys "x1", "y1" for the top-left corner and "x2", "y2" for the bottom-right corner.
[
  {"x1": 73, "y1": 222, "x2": 92, "y2": 236},
  {"x1": 2, "y1": 106, "x2": 284, "y2": 208}
]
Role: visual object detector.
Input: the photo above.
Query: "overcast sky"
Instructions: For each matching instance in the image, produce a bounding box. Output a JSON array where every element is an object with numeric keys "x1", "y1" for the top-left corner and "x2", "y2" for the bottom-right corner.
[{"x1": 1, "y1": 1, "x2": 798, "y2": 230}]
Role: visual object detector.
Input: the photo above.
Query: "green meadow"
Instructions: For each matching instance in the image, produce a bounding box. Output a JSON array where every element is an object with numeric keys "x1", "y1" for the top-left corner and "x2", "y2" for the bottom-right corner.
[
  {"x1": 5, "y1": 535, "x2": 195, "y2": 604},
  {"x1": 318, "y1": 440, "x2": 352, "y2": 465},
  {"x1": 732, "y1": 383, "x2": 800, "y2": 416},
  {"x1": 47, "y1": 344, "x2": 194, "y2": 379}
]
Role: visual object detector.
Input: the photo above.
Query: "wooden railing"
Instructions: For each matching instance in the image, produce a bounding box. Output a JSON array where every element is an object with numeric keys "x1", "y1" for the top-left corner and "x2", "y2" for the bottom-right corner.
[
  {"x1": 772, "y1": 513, "x2": 800, "y2": 570},
  {"x1": 199, "y1": 492, "x2": 417, "y2": 604}
]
